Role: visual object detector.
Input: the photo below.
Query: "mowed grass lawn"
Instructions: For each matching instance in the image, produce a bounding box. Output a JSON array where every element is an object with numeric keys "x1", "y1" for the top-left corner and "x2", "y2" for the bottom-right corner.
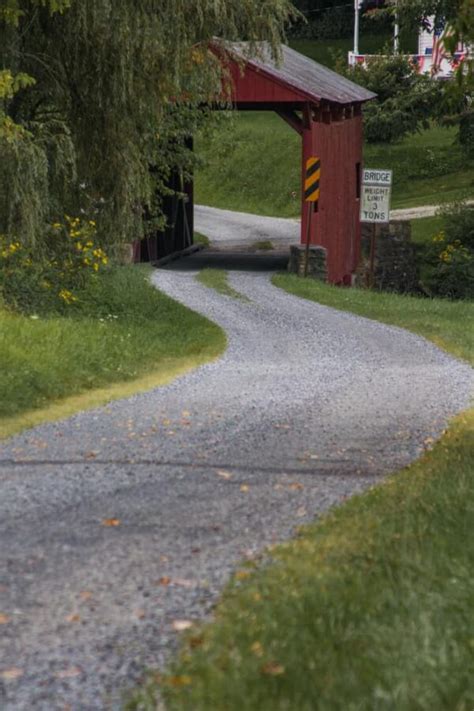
[
  {"x1": 195, "y1": 37, "x2": 473, "y2": 217},
  {"x1": 0, "y1": 266, "x2": 225, "y2": 437},
  {"x1": 129, "y1": 282, "x2": 474, "y2": 711},
  {"x1": 196, "y1": 114, "x2": 473, "y2": 217}
]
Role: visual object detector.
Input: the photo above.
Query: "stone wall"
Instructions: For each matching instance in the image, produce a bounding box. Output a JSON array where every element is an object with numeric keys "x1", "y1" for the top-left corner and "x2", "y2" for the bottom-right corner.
[
  {"x1": 356, "y1": 221, "x2": 419, "y2": 293},
  {"x1": 287, "y1": 245, "x2": 328, "y2": 281}
]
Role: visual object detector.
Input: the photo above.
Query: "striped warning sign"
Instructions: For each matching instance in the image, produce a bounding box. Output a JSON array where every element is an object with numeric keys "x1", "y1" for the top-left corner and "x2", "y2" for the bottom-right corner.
[{"x1": 304, "y1": 157, "x2": 321, "y2": 203}]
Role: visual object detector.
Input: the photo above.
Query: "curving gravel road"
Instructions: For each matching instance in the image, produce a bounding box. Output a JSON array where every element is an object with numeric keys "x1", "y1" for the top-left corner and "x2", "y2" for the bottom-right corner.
[
  {"x1": 194, "y1": 203, "x2": 474, "y2": 252},
  {"x1": 0, "y1": 255, "x2": 472, "y2": 710}
]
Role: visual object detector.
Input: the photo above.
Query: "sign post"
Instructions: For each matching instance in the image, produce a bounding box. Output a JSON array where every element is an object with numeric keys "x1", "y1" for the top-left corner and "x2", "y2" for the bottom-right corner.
[
  {"x1": 360, "y1": 168, "x2": 392, "y2": 287},
  {"x1": 303, "y1": 156, "x2": 321, "y2": 278}
]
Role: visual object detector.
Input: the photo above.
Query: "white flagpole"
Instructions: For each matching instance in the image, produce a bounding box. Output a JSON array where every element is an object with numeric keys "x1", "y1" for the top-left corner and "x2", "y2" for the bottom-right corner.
[
  {"x1": 354, "y1": 0, "x2": 361, "y2": 56},
  {"x1": 394, "y1": 0, "x2": 400, "y2": 52}
]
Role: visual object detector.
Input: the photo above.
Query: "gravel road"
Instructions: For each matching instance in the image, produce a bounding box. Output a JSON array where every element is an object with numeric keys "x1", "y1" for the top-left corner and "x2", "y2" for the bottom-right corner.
[
  {"x1": 0, "y1": 255, "x2": 472, "y2": 710},
  {"x1": 195, "y1": 205, "x2": 299, "y2": 248},
  {"x1": 195, "y1": 202, "x2": 474, "y2": 251}
]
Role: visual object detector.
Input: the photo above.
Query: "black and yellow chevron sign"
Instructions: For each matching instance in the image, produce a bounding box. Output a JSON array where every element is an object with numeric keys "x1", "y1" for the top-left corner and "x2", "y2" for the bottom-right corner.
[{"x1": 304, "y1": 157, "x2": 321, "y2": 203}]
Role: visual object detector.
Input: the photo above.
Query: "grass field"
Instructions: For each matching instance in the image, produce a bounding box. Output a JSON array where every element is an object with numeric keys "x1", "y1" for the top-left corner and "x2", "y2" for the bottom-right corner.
[
  {"x1": 195, "y1": 35, "x2": 473, "y2": 217},
  {"x1": 196, "y1": 115, "x2": 473, "y2": 217},
  {"x1": 129, "y1": 280, "x2": 474, "y2": 711},
  {"x1": 0, "y1": 267, "x2": 225, "y2": 438},
  {"x1": 410, "y1": 215, "x2": 444, "y2": 245}
]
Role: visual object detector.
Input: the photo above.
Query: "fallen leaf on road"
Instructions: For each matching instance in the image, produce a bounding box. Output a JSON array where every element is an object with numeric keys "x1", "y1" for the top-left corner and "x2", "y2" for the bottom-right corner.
[
  {"x1": 162, "y1": 418, "x2": 171, "y2": 426},
  {"x1": 296, "y1": 507, "x2": 307, "y2": 518},
  {"x1": 172, "y1": 620, "x2": 193, "y2": 632},
  {"x1": 102, "y1": 518, "x2": 121, "y2": 527},
  {"x1": 262, "y1": 661, "x2": 285, "y2": 676},
  {"x1": 1, "y1": 668, "x2": 24, "y2": 680},
  {"x1": 157, "y1": 576, "x2": 171, "y2": 586},
  {"x1": 235, "y1": 570, "x2": 250, "y2": 581},
  {"x1": 240, "y1": 485, "x2": 249, "y2": 493},
  {"x1": 172, "y1": 578, "x2": 196, "y2": 588},
  {"x1": 216, "y1": 470, "x2": 232, "y2": 480},
  {"x1": 54, "y1": 667, "x2": 82, "y2": 679},
  {"x1": 288, "y1": 483, "x2": 304, "y2": 491},
  {"x1": 182, "y1": 410, "x2": 191, "y2": 418},
  {"x1": 0, "y1": 614, "x2": 10, "y2": 624},
  {"x1": 85, "y1": 451, "x2": 98, "y2": 459},
  {"x1": 79, "y1": 591, "x2": 93, "y2": 601},
  {"x1": 134, "y1": 609, "x2": 146, "y2": 619},
  {"x1": 168, "y1": 675, "x2": 192, "y2": 687},
  {"x1": 65, "y1": 613, "x2": 81, "y2": 623}
]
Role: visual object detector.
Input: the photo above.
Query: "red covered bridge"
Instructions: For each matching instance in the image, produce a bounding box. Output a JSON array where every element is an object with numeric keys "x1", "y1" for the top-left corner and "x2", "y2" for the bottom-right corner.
[{"x1": 138, "y1": 42, "x2": 375, "y2": 285}]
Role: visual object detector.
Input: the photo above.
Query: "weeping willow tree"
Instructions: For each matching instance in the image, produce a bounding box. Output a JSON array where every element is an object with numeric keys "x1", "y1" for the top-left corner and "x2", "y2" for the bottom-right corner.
[{"x1": 0, "y1": 0, "x2": 296, "y2": 248}]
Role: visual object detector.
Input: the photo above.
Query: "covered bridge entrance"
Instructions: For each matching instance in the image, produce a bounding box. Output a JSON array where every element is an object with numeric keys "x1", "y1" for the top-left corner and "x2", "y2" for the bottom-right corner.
[{"x1": 136, "y1": 43, "x2": 375, "y2": 285}]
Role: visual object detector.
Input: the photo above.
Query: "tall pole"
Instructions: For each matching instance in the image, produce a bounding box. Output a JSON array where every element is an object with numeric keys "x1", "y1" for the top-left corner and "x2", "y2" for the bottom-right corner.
[
  {"x1": 394, "y1": 0, "x2": 400, "y2": 53},
  {"x1": 354, "y1": 0, "x2": 361, "y2": 56}
]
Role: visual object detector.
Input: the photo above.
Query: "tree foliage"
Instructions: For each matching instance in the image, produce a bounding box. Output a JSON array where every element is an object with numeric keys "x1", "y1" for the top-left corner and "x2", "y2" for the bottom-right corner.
[
  {"x1": 0, "y1": 0, "x2": 295, "y2": 248},
  {"x1": 340, "y1": 54, "x2": 444, "y2": 143}
]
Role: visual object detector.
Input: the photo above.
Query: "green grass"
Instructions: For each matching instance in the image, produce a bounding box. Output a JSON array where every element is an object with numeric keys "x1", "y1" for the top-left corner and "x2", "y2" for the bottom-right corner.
[
  {"x1": 129, "y1": 280, "x2": 474, "y2": 711},
  {"x1": 194, "y1": 232, "x2": 210, "y2": 247},
  {"x1": 196, "y1": 115, "x2": 473, "y2": 216},
  {"x1": 0, "y1": 266, "x2": 225, "y2": 436},
  {"x1": 196, "y1": 268, "x2": 249, "y2": 301},
  {"x1": 410, "y1": 215, "x2": 444, "y2": 245},
  {"x1": 251, "y1": 240, "x2": 274, "y2": 251}
]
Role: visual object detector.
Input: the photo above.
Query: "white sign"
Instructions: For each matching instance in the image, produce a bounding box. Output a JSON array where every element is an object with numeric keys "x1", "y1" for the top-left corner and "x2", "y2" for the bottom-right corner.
[{"x1": 360, "y1": 169, "x2": 392, "y2": 224}]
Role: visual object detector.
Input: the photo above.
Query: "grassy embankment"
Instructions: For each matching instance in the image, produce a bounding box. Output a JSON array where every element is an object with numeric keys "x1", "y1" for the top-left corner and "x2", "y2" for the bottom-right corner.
[
  {"x1": 196, "y1": 116, "x2": 473, "y2": 218},
  {"x1": 0, "y1": 266, "x2": 225, "y2": 438},
  {"x1": 129, "y1": 280, "x2": 473, "y2": 711},
  {"x1": 195, "y1": 35, "x2": 473, "y2": 218}
]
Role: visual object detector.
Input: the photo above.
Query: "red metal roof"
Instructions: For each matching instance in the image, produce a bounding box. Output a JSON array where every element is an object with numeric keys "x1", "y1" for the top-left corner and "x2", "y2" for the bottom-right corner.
[{"x1": 220, "y1": 41, "x2": 376, "y2": 106}]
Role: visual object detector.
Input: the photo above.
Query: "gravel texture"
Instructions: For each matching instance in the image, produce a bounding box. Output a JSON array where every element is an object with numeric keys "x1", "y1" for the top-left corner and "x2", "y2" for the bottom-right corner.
[
  {"x1": 195, "y1": 205, "x2": 299, "y2": 249},
  {"x1": 195, "y1": 203, "x2": 474, "y2": 248},
  {"x1": 0, "y1": 254, "x2": 472, "y2": 710}
]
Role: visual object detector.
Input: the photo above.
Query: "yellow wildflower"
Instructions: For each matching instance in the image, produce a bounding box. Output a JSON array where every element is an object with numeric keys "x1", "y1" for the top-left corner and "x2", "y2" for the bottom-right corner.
[{"x1": 58, "y1": 289, "x2": 77, "y2": 304}]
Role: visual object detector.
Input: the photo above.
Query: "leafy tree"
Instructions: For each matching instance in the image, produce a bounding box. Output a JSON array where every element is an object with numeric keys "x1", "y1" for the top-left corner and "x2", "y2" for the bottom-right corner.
[
  {"x1": 340, "y1": 53, "x2": 444, "y2": 142},
  {"x1": 0, "y1": 0, "x2": 295, "y2": 248}
]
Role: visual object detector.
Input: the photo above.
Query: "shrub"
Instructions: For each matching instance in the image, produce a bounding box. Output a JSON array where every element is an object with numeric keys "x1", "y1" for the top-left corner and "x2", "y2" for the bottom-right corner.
[
  {"x1": 424, "y1": 204, "x2": 474, "y2": 299},
  {"x1": 341, "y1": 54, "x2": 444, "y2": 143},
  {"x1": 0, "y1": 216, "x2": 109, "y2": 314},
  {"x1": 459, "y1": 111, "x2": 474, "y2": 157}
]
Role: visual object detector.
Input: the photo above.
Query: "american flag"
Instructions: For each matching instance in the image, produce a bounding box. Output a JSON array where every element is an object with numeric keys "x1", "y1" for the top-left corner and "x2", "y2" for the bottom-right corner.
[{"x1": 431, "y1": 20, "x2": 455, "y2": 74}]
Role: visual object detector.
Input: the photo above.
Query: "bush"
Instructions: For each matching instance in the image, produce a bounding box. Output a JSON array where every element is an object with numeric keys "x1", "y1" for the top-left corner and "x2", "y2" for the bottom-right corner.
[
  {"x1": 459, "y1": 111, "x2": 474, "y2": 156},
  {"x1": 0, "y1": 216, "x2": 109, "y2": 314},
  {"x1": 342, "y1": 54, "x2": 444, "y2": 143},
  {"x1": 424, "y1": 204, "x2": 474, "y2": 299}
]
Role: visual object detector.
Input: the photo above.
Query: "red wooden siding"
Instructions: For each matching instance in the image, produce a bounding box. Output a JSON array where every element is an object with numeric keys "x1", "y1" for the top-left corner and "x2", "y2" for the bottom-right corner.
[
  {"x1": 302, "y1": 113, "x2": 363, "y2": 284},
  {"x1": 228, "y1": 62, "x2": 308, "y2": 104}
]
